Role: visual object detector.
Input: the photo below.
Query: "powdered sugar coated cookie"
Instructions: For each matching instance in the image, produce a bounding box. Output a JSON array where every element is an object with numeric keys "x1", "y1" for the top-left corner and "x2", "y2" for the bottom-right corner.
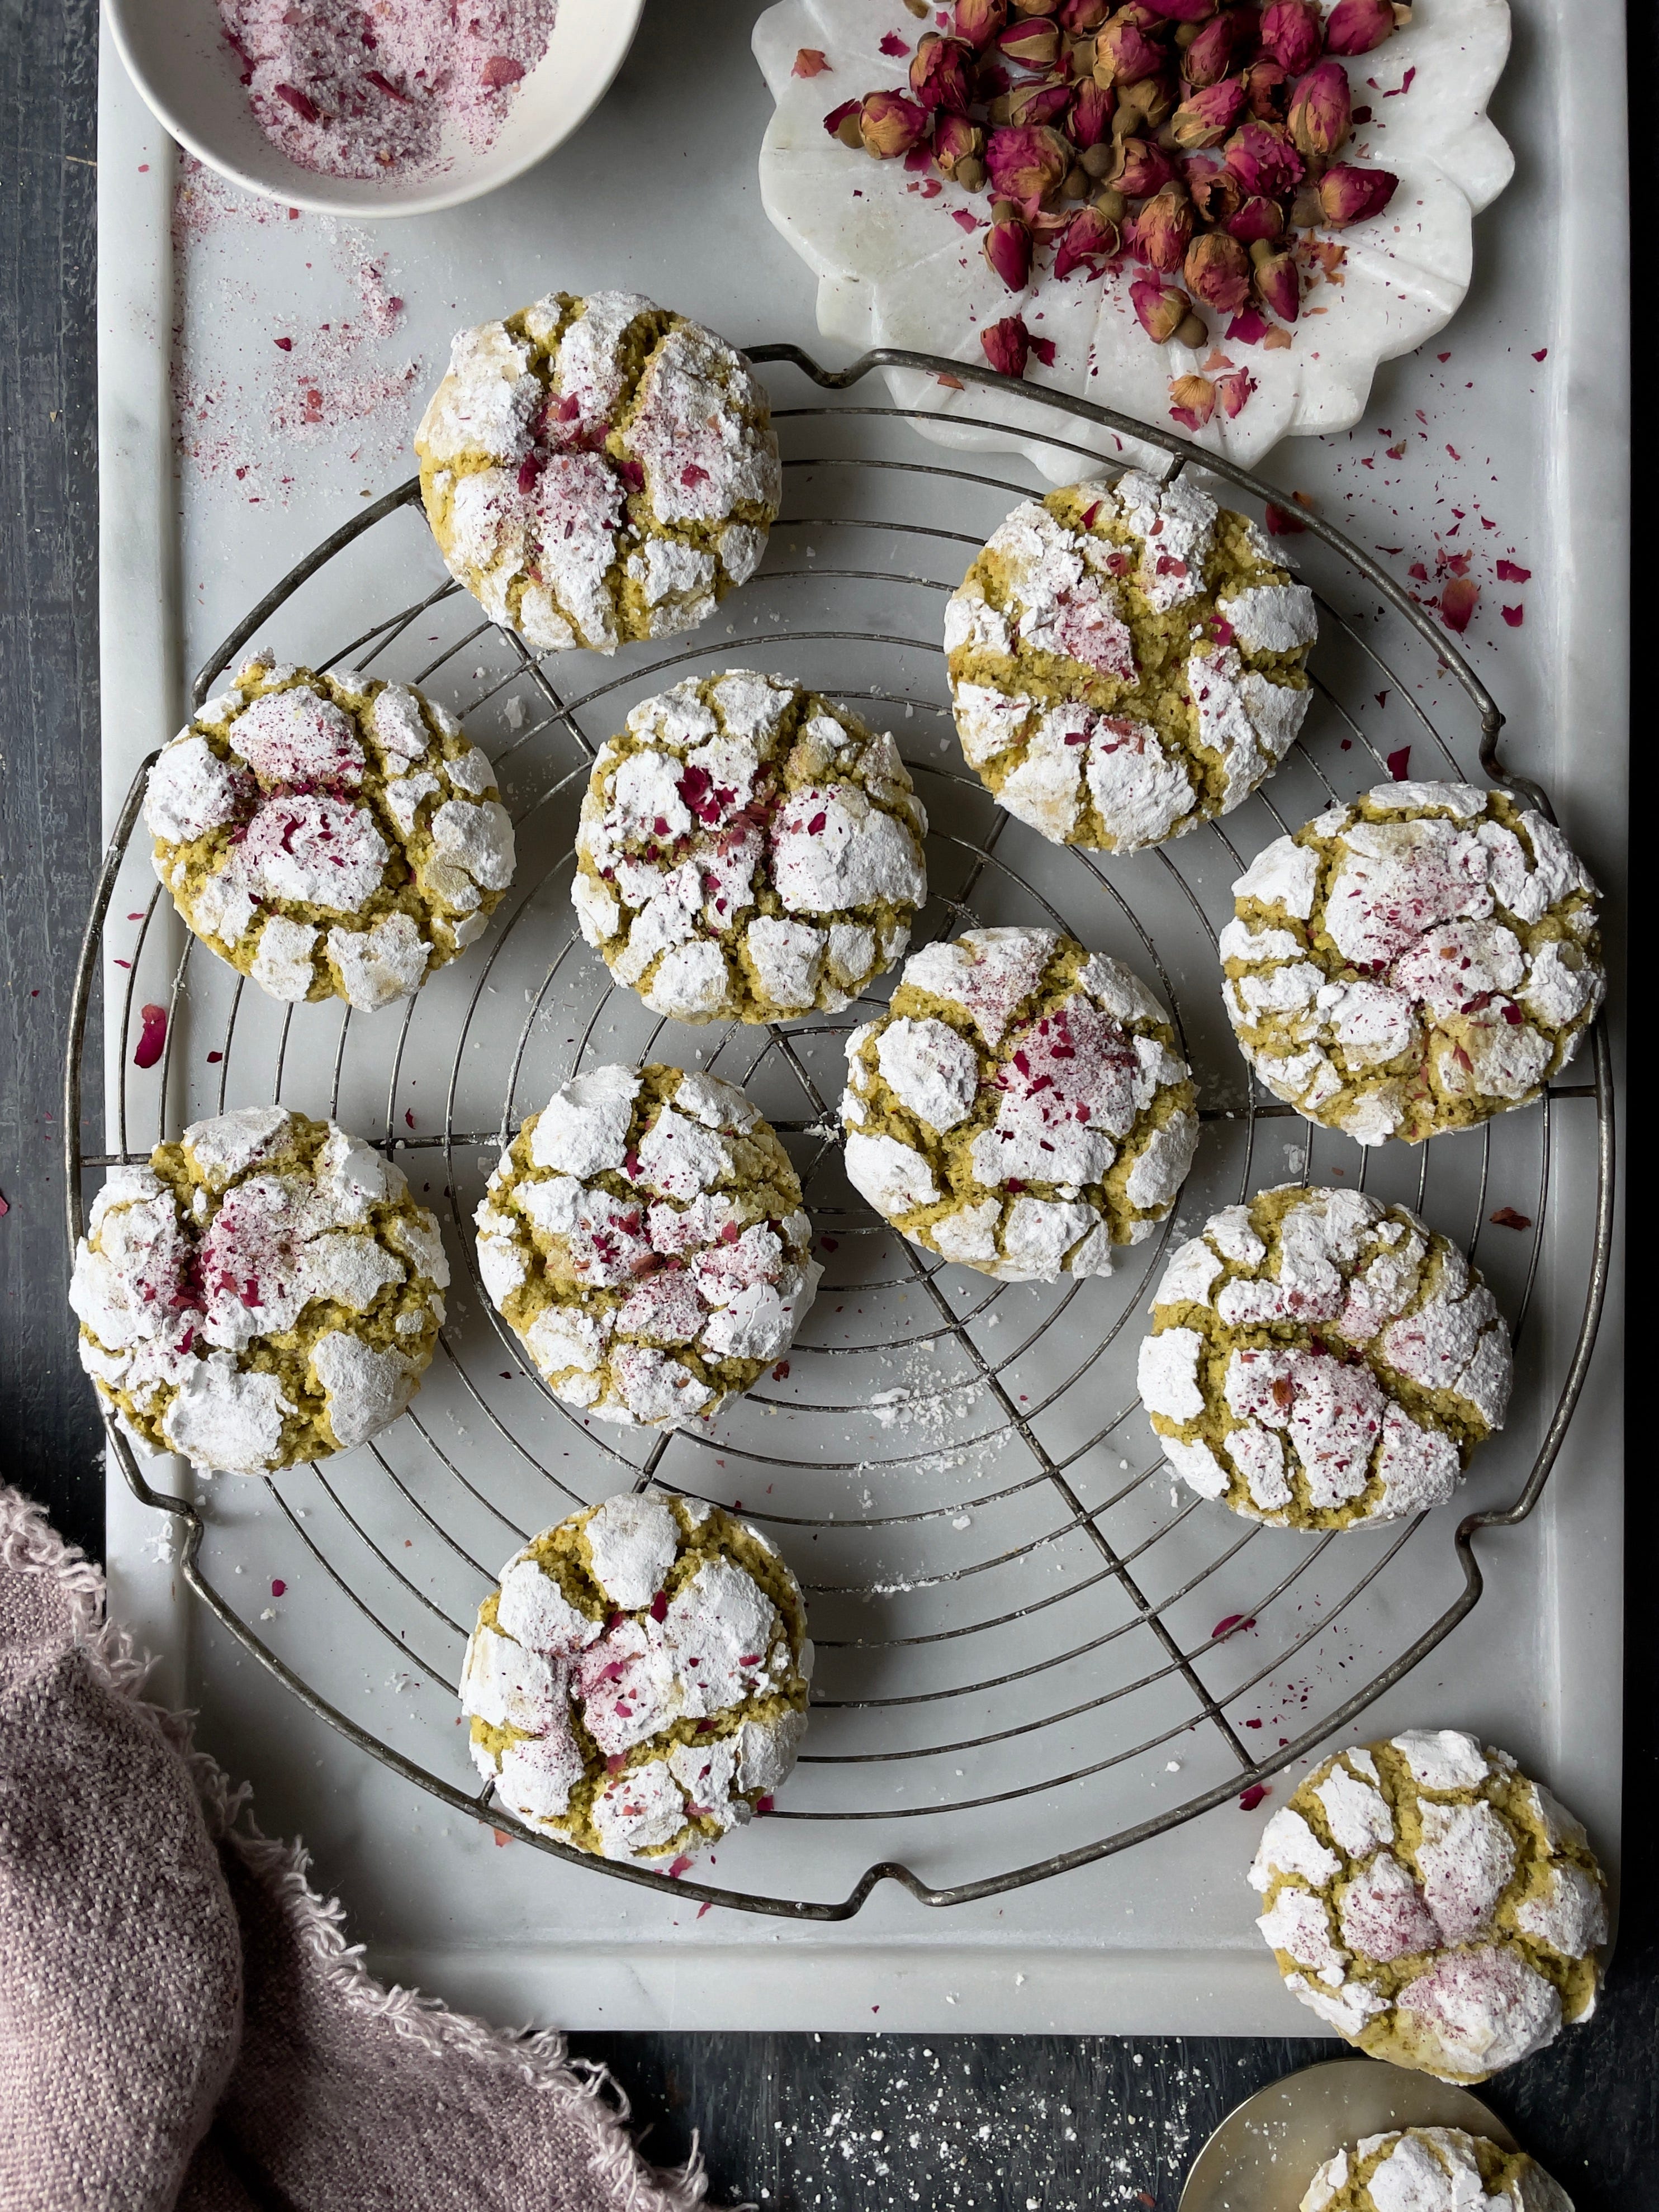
[{"x1": 1299, "y1": 2125, "x2": 1572, "y2": 2212}]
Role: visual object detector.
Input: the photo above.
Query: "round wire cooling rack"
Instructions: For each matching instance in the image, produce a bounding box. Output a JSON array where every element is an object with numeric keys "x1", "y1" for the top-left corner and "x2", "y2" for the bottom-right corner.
[{"x1": 67, "y1": 346, "x2": 1614, "y2": 1921}]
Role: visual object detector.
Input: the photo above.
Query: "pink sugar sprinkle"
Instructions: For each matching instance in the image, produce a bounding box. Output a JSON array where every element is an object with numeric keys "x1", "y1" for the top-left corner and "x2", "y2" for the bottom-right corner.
[
  {"x1": 218, "y1": 0, "x2": 558, "y2": 182},
  {"x1": 134, "y1": 1004, "x2": 168, "y2": 1070}
]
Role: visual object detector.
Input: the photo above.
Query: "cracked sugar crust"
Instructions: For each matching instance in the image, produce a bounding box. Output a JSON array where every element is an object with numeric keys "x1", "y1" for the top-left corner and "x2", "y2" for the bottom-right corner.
[
  {"x1": 475, "y1": 1064, "x2": 821, "y2": 1427},
  {"x1": 944, "y1": 472, "x2": 1315, "y2": 854},
  {"x1": 1139, "y1": 1184, "x2": 1512, "y2": 1530},
  {"x1": 1222, "y1": 784, "x2": 1604, "y2": 1145},
  {"x1": 416, "y1": 292, "x2": 781, "y2": 656},
  {"x1": 1250, "y1": 1731, "x2": 1607, "y2": 2084},
  {"x1": 69, "y1": 1108, "x2": 448, "y2": 1474},
  {"x1": 460, "y1": 1489, "x2": 812, "y2": 1867},
  {"x1": 1299, "y1": 2126, "x2": 1573, "y2": 2212},
  {"x1": 572, "y1": 671, "x2": 928, "y2": 1023},
  {"x1": 839, "y1": 926, "x2": 1198, "y2": 1281},
  {"x1": 143, "y1": 657, "x2": 516, "y2": 1012}
]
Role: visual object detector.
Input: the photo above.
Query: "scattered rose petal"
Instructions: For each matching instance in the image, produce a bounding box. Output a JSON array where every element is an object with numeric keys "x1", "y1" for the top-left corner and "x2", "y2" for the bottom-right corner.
[
  {"x1": 667, "y1": 1853, "x2": 696, "y2": 1879},
  {"x1": 937, "y1": 372, "x2": 966, "y2": 388},
  {"x1": 0, "y1": 1190, "x2": 8, "y2": 1218},
  {"x1": 1533, "y1": 348, "x2": 1548, "y2": 361},
  {"x1": 274, "y1": 335, "x2": 293, "y2": 352},
  {"x1": 206, "y1": 1050, "x2": 222, "y2": 1064},
  {"x1": 1501, "y1": 604, "x2": 1523, "y2": 628},
  {"x1": 1029, "y1": 333, "x2": 1056, "y2": 367},
  {"x1": 1224, "y1": 308, "x2": 1268, "y2": 345},
  {"x1": 1386, "y1": 745, "x2": 1411, "y2": 780},
  {"x1": 696, "y1": 1900, "x2": 714, "y2": 1919},
  {"x1": 822, "y1": 98, "x2": 860, "y2": 136},
  {"x1": 793, "y1": 47, "x2": 830, "y2": 77},
  {"x1": 134, "y1": 1003, "x2": 168, "y2": 1070},
  {"x1": 1440, "y1": 577, "x2": 1479, "y2": 633},
  {"x1": 950, "y1": 210, "x2": 977, "y2": 233},
  {"x1": 879, "y1": 31, "x2": 912, "y2": 54},
  {"x1": 1264, "y1": 502, "x2": 1305, "y2": 535},
  {"x1": 479, "y1": 55, "x2": 525, "y2": 89},
  {"x1": 1262, "y1": 327, "x2": 1294, "y2": 350},
  {"x1": 1490, "y1": 1206, "x2": 1532, "y2": 1231},
  {"x1": 772, "y1": 1360, "x2": 791, "y2": 1380},
  {"x1": 1239, "y1": 1783, "x2": 1271, "y2": 1811},
  {"x1": 492, "y1": 1829, "x2": 511, "y2": 1847},
  {"x1": 1212, "y1": 1613, "x2": 1256, "y2": 1639},
  {"x1": 271, "y1": 1578, "x2": 286, "y2": 1597},
  {"x1": 1496, "y1": 559, "x2": 1531, "y2": 582}
]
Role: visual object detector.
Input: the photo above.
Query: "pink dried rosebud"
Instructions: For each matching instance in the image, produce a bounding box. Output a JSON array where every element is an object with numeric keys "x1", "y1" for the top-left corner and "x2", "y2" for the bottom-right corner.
[
  {"x1": 1169, "y1": 372, "x2": 1216, "y2": 426},
  {"x1": 1241, "y1": 55, "x2": 1291, "y2": 117},
  {"x1": 1012, "y1": 0, "x2": 1063, "y2": 14},
  {"x1": 1060, "y1": 0, "x2": 1112, "y2": 27},
  {"x1": 1009, "y1": 77, "x2": 1078, "y2": 126},
  {"x1": 1287, "y1": 59, "x2": 1351, "y2": 155},
  {"x1": 911, "y1": 33, "x2": 977, "y2": 112},
  {"x1": 1054, "y1": 202, "x2": 1121, "y2": 273},
  {"x1": 1227, "y1": 191, "x2": 1283, "y2": 241},
  {"x1": 1252, "y1": 243, "x2": 1300, "y2": 319},
  {"x1": 1184, "y1": 228, "x2": 1251, "y2": 311},
  {"x1": 1324, "y1": 0, "x2": 1395, "y2": 54},
  {"x1": 1130, "y1": 276, "x2": 1192, "y2": 341},
  {"x1": 1136, "y1": 183, "x2": 1195, "y2": 270},
  {"x1": 1181, "y1": 12, "x2": 1237, "y2": 86},
  {"x1": 987, "y1": 121, "x2": 1073, "y2": 202},
  {"x1": 956, "y1": 0, "x2": 1010, "y2": 45},
  {"x1": 1135, "y1": 0, "x2": 1214, "y2": 20},
  {"x1": 1093, "y1": 16, "x2": 1165, "y2": 82},
  {"x1": 934, "y1": 112, "x2": 989, "y2": 178},
  {"x1": 1115, "y1": 133, "x2": 1177, "y2": 195},
  {"x1": 1187, "y1": 159, "x2": 1242, "y2": 221},
  {"x1": 981, "y1": 314, "x2": 1032, "y2": 376},
  {"x1": 1318, "y1": 161, "x2": 1398, "y2": 224},
  {"x1": 1171, "y1": 77, "x2": 1245, "y2": 147},
  {"x1": 1000, "y1": 15, "x2": 1063, "y2": 65},
  {"x1": 1070, "y1": 78, "x2": 1116, "y2": 141},
  {"x1": 1223, "y1": 118, "x2": 1304, "y2": 196},
  {"x1": 860, "y1": 90, "x2": 931, "y2": 157},
  {"x1": 984, "y1": 213, "x2": 1035, "y2": 288},
  {"x1": 1259, "y1": 0, "x2": 1322, "y2": 71}
]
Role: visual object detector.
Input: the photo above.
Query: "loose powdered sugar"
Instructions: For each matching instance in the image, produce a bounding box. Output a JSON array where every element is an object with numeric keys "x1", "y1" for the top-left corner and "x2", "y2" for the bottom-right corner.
[
  {"x1": 1250, "y1": 1731, "x2": 1607, "y2": 2083},
  {"x1": 573, "y1": 672, "x2": 927, "y2": 1023},
  {"x1": 1139, "y1": 1185, "x2": 1511, "y2": 1530}
]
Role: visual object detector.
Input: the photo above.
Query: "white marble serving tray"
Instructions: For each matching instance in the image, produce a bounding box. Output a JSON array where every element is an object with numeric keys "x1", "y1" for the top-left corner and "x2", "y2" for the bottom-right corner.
[{"x1": 96, "y1": 0, "x2": 1626, "y2": 2033}]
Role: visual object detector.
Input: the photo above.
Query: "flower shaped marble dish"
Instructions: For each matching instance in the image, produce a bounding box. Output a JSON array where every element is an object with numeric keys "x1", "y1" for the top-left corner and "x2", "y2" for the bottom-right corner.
[{"x1": 753, "y1": 0, "x2": 1511, "y2": 471}]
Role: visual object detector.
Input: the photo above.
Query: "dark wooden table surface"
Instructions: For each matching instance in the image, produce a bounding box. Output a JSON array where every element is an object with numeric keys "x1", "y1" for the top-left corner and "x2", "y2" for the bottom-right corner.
[{"x1": 2, "y1": 10, "x2": 1646, "y2": 2204}]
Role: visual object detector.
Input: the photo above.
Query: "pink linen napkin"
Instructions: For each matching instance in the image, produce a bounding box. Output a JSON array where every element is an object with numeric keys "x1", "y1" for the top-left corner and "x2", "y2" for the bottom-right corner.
[{"x1": 0, "y1": 1484, "x2": 712, "y2": 2212}]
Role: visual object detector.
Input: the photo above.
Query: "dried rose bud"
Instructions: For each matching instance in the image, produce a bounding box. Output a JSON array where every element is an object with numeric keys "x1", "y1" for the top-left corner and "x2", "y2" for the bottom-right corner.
[
  {"x1": 1130, "y1": 277, "x2": 1193, "y2": 340},
  {"x1": 1060, "y1": 0, "x2": 1112, "y2": 27},
  {"x1": 912, "y1": 34, "x2": 978, "y2": 112},
  {"x1": 935, "y1": 113, "x2": 989, "y2": 177},
  {"x1": 1135, "y1": 0, "x2": 1215, "y2": 20},
  {"x1": 1118, "y1": 1, "x2": 1176, "y2": 26},
  {"x1": 1260, "y1": 0, "x2": 1322, "y2": 69},
  {"x1": 1175, "y1": 311, "x2": 1208, "y2": 345},
  {"x1": 1094, "y1": 17, "x2": 1166, "y2": 82},
  {"x1": 1169, "y1": 372, "x2": 1217, "y2": 425},
  {"x1": 1318, "y1": 161, "x2": 1397, "y2": 224},
  {"x1": 1093, "y1": 183, "x2": 1130, "y2": 218},
  {"x1": 1115, "y1": 133, "x2": 1178, "y2": 195},
  {"x1": 1227, "y1": 192, "x2": 1283, "y2": 241},
  {"x1": 1288, "y1": 181, "x2": 1325, "y2": 225},
  {"x1": 1288, "y1": 60, "x2": 1351, "y2": 156},
  {"x1": 1071, "y1": 78, "x2": 1116, "y2": 141},
  {"x1": 1055, "y1": 202, "x2": 1122, "y2": 272},
  {"x1": 1252, "y1": 243, "x2": 1300, "y2": 318},
  {"x1": 956, "y1": 0, "x2": 1009, "y2": 46},
  {"x1": 1135, "y1": 182, "x2": 1195, "y2": 269},
  {"x1": 1181, "y1": 12, "x2": 1237, "y2": 86},
  {"x1": 987, "y1": 122, "x2": 1073, "y2": 202},
  {"x1": 1222, "y1": 118, "x2": 1304, "y2": 196},
  {"x1": 1241, "y1": 55, "x2": 1291, "y2": 117},
  {"x1": 1117, "y1": 70, "x2": 1177, "y2": 126},
  {"x1": 1184, "y1": 156, "x2": 1241, "y2": 222},
  {"x1": 1184, "y1": 228, "x2": 1251, "y2": 311},
  {"x1": 1010, "y1": 77, "x2": 1078, "y2": 125},
  {"x1": 1000, "y1": 16, "x2": 1063, "y2": 65},
  {"x1": 823, "y1": 98, "x2": 864, "y2": 146},
  {"x1": 1012, "y1": 0, "x2": 1062, "y2": 14},
  {"x1": 860, "y1": 90, "x2": 931, "y2": 157},
  {"x1": 984, "y1": 213, "x2": 1036, "y2": 288},
  {"x1": 1324, "y1": 0, "x2": 1395, "y2": 54},
  {"x1": 982, "y1": 314, "x2": 1032, "y2": 376},
  {"x1": 1171, "y1": 77, "x2": 1245, "y2": 147}
]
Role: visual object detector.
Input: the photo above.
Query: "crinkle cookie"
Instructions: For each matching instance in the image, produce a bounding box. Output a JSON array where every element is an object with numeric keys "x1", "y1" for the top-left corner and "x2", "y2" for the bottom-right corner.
[
  {"x1": 1222, "y1": 783, "x2": 1604, "y2": 1145},
  {"x1": 839, "y1": 925, "x2": 1198, "y2": 1280},
  {"x1": 1301, "y1": 2128, "x2": 1571, "y2": 2212},
  {"x1": 944, "y1": 471, "x2": 1316, "y2": 852},
  {"x1": 416, "y1": 291, "x2": 781, "y2": 654},
  {"x1": 143, "y1": 656, "x2": 515, "y2": 1012},
  {"x1": 572, "y1": 671, "x2": 927, "y2": 1023},
  {"x1": 475, "y1": 1064, "x2": 821, "y2": 1427},
  {"x1": 461, "y1": 1489, "x2": 811, "y2": 1866},
  {"x1": 70, "y1": 1107, "x2": 447, "y2": 1475},
  {"x1": 1250, "y1": 1729, "x2": 1608, "y2": 2082},
  {"x1": 1137, "y1": 1185, "x2": 1511, "y2": 1530}
]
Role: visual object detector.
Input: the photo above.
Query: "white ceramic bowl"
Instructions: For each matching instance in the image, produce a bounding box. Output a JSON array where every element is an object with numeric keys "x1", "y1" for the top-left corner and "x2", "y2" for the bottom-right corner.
[{"x1": 106, "y1": 0, "x2": 646, "y2": 219}]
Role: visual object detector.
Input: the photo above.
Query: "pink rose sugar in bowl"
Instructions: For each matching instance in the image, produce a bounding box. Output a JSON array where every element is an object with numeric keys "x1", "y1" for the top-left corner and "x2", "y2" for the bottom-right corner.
[{"x1": 106, "y1": 0, "x2": 645, "y2": 217}]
